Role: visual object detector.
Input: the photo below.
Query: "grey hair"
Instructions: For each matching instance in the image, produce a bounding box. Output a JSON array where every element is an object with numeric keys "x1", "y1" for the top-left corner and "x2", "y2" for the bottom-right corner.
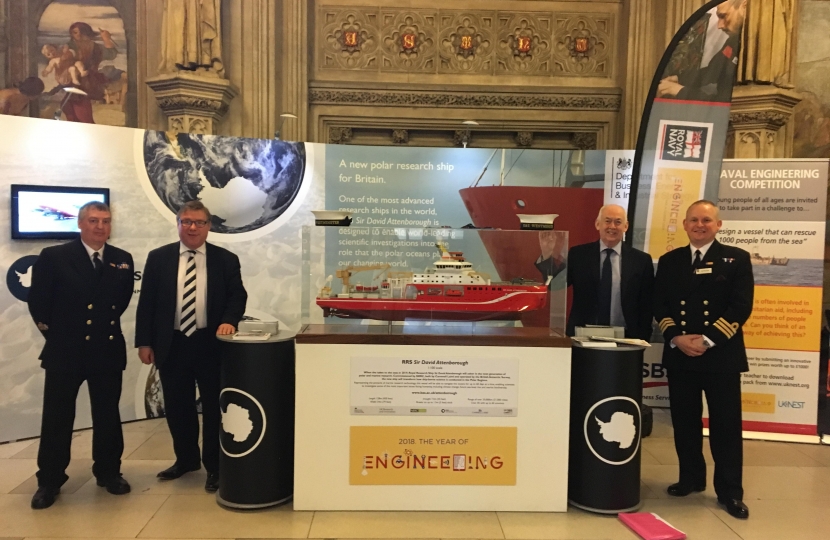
[
  {"x1": 78, "y1": 201, "x2": 110, "y2": 221},
  {"x1": 595, "y1": 204, "x2": 628, "y2": 223}
]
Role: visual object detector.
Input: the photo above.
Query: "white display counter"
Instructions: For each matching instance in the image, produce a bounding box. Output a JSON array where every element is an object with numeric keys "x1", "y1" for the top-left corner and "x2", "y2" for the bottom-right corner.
[{"x1": 293, "y1": 325, "x2": 572, "y2": 512}]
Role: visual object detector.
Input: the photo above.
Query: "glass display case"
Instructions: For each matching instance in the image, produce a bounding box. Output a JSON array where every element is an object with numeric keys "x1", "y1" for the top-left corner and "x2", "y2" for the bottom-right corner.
[{"x1": 301, "y1": 226, "x2": 568, "y2": 335}]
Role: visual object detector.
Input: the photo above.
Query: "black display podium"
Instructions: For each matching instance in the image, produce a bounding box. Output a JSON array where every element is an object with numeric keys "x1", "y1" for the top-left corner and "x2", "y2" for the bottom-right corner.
[
  {"x1": 568, "y1": 341, "x2": 645, "y2": 513},
  {"x1": 216, "y1": 331, "x2": 296, "y2": 509}
]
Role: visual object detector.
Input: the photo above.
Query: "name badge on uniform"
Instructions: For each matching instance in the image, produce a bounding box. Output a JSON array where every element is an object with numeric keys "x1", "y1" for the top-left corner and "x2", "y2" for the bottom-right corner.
[{"x1": 695, "y1": 268, "x2": 712, "y2": 274}]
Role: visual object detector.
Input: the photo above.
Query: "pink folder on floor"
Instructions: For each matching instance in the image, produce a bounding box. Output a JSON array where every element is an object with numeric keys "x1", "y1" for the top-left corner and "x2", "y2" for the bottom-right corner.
[{"x1": 618, "y1": 512, "x2": 686, "y2": 540}]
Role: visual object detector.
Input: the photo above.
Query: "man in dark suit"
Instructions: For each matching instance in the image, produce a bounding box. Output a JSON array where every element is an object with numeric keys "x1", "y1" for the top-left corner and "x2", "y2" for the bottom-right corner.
[
  {"x1": 135, "y1": 200, "x2": 246, "y2": 493},
  {"x1": 27, "y1": 201, "x2": 134, "y2": 509},
  {"x1": 566, "y1": 204, "x2": 654, "y2": 340},
  {"x1": 653, "y1": 200, "x2": 753, "y2": 520}
]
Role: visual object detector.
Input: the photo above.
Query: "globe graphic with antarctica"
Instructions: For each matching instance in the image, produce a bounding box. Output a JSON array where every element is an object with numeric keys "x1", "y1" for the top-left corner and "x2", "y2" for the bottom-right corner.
[{"x1": 143, "y1": 131, "x2": 305, "y2": 233}]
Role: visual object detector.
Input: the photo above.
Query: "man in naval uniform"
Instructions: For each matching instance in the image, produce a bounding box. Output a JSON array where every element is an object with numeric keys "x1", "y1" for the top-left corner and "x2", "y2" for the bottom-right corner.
[
  {"x1": 653, "y1": 199, "x2": 753, "y2": 520},
  {"x1": 27, "y1": 201, "x2": 134, "y2": 509}
]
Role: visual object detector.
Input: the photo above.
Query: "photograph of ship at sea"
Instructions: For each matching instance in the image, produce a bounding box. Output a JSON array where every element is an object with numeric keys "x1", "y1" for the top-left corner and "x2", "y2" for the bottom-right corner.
[{"x1": 750, "y1": 258, "x2": 823, "y2": 287}]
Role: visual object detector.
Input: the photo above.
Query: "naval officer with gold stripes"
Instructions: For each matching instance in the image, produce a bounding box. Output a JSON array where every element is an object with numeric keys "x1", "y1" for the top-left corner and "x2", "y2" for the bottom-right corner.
[{"x1": 653, "y1": 199, "x2": 754, "y2": 520}]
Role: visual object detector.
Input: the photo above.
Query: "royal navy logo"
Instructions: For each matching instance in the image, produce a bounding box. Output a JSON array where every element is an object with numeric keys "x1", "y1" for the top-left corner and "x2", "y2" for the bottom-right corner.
[{"x1": 661, "y1": 124, "x2": 708, "y2": 163}]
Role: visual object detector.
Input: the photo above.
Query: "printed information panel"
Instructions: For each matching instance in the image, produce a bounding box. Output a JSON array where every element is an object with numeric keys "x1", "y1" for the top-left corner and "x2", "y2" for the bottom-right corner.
[
  {"x1": 350, "y1": 426, "x2": 517, "y2": 485},
  {"x1": 351, "y1": 356, "x2": 518, "y2": 416},
  {"x1": 714, "y1": 159, "x2": 827, "y2": 436}
]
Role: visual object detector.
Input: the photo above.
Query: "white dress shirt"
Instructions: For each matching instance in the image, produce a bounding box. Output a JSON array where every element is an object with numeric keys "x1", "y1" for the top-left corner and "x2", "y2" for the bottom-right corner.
[
  {"x1": 81, "y1": 240, "x2": 105, "y2": 267},
  {"x1": 599, "y1": 240, "x2": 625, "y2": 328},
  {"x1": 174, "y1": 242, "x2": 207, "y2": 331},
  {"x1": 690, "y1": 240, "x2": 715, "y2": 264}
]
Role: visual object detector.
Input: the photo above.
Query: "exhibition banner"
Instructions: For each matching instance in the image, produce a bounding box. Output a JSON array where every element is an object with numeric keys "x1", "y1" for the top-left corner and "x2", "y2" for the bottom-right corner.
[
  {"x1": 628, "y1": 0, "x2": 747, "y2": 256},
  {"x1": 350, "y1": 356, "x2": 518, "y2": 416},
  {"x1": 0, "y1": 114, "x2": 606, "y2": 443},
  {"x1": 349, "y1": 426, "x2": 517, "y2": 485},
  {"x1": 713, "y1": 159, "x2": 828, "y2": 435}
]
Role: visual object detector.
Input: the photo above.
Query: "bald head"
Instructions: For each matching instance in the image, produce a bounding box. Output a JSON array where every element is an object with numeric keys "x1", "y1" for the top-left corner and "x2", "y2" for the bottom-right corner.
[{"x1": 595, "y1": 204, "x2": 629, "y2": 248}]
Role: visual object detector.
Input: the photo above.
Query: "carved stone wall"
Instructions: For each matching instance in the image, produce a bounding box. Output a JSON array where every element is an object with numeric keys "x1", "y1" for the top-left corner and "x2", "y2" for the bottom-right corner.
[
  {"x1": 309, "y1": 2, "x2": 622, "y2": 147},
  {"x1": 314, "y1": 3, "x2": 619, "y2": 80}
]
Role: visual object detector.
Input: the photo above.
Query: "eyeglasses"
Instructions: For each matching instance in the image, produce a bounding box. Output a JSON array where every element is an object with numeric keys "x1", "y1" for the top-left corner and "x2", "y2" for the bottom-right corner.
[{"x1": 179, "y1": 219, "x2": 208, "y2": 228}]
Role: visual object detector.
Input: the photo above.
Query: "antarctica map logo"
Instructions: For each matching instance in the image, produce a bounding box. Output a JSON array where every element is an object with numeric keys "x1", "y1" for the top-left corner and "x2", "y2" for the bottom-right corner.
[
  {"x1": 583, "y1": 396, "x2": 641, "y2": 465},
  {"x1": 219, "y1": 388, "x2": 266, "y2": 458},
  {"x1": 6, "y1": 255, "x2": 39, "y2": 302}
]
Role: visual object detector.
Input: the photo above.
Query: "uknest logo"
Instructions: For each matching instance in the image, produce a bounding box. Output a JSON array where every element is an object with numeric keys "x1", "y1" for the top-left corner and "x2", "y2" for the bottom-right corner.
[{"x1": 6, "y1": 255, "x2": 39, "y2": 302}]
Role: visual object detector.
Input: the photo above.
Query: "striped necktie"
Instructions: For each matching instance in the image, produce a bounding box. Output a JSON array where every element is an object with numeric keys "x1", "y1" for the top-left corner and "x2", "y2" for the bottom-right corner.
[{"x1": 180, "y1": 250, "x2": 197, "y2": 337}]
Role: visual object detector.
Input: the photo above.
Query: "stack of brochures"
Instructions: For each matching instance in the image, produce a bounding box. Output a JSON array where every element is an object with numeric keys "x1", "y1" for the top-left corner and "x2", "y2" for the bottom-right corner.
[
  {"x1": 618, "y1": 512, "x2": 686, "y2": 540},
  {"x1": 232, "y1": 331, "x2": 271, "y2": 341}
]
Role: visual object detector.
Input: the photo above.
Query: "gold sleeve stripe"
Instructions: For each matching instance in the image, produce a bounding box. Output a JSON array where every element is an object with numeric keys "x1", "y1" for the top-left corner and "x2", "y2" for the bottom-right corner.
[
  {"x1": 714, "y1": 319, "x2": 735, "y2": 338},
  {"x1": 715, "y1": 317, "x2": 740, "y2": 335},
  {"x1": 659, "y1": 318, "x2": 676, "y2": 332}
]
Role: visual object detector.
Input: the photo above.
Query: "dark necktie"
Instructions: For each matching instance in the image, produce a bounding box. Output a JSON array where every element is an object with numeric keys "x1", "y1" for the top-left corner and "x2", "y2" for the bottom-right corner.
[
  {"x1": 597, "y1": 248, "x2": 613, "y2": 325},
  {"x1": 693, "y1": 249, "x2": 702, "y2": 270},
  {"x1": 92, "y1": 251, "x2": 103, "y2": 278}
]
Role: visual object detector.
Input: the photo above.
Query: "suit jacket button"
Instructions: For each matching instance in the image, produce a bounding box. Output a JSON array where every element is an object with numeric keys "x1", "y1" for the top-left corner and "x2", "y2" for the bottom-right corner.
[
  {"x1": 111, "y1": 321, "x2": 115, "y2": 326},
  {"x1": 704, "y1": 321, "x2": 710, "y2": 326},
  {"x1": 86, "y1": 320, "x2": 92, "y2": 325},
  {"x1": 88, "y1": 304, "x2": 93, "y2": 310},
  {"x1": 109, "y1": 336, "x2": 114, "y2": 340},
  {"x1": 703, "y1": 300, "x2": 709, "y2": 305},
  {"x1": 112, "y1": 305, "x2": 116, "y2": 310},
  {"x1": 85, "y1": 336, "x2": 90, "y2": 341},
  {"x1": 680, "y1": 301, "x2": 686, "y2": 305},
  {"x1": 682, "y1": 331, "x2": 687, "y2": 335},
  {"x1": 704, "y1": 311, "x2": 709, "y2": 316},
  {"x1": 680, "y1": 311, "x2": 686, "y2": 315},
  {"x1": 681, "y1": 321, "x2": 686, "y2": 326}
]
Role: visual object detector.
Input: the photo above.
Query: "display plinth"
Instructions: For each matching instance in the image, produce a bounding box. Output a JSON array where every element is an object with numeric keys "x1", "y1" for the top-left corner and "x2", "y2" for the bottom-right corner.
[
  {"x1": 568, "y1": 342, "x2": 645, "y2": 514},
  {"x1": 216, "y1": 331, "x2": 296, "y2": 509},
  {"x1": 294, "y1": 325, "x2": 571, "y2": 512}
]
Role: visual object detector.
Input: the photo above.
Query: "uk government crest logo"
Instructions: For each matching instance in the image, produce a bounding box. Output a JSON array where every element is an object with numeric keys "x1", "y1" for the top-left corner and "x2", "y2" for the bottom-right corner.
[
  {"x1": 6, "y1": 255, "x2": 39, "y2": 302},
  {"x1": 219, "y1": 388, "x2": 266, "y2": 458},
  {"x1": 661, "y1": 124, "x2": 708, "y2": 163},
  {"x1": 583, "y1": 396, "x2": 641, "y2": 465}
]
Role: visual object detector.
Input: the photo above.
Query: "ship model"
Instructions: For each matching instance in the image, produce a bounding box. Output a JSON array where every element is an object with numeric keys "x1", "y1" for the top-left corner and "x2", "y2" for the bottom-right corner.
[
  {"x1": 458, "y1": 149, "x2": 605, "y2": 327},
  {"x1": 316, "y1": 243, "x2": 550, "y2": 322}
]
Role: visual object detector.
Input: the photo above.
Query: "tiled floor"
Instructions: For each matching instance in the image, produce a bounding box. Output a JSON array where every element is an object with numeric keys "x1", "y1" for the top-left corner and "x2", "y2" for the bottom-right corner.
[{"x1": 0, "y1": 410, "x2": 827, "y2": 540}]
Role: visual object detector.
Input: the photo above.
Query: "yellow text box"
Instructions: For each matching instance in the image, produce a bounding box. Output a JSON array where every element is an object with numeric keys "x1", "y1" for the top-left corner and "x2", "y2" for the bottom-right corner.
[
  {"x1": 350, "y1": 426, "x2": 516, "y2": 485},
  {"x1": 647, "y1": 167, "x2": 702, "y2": 258},
  {"x1": 741, "y1": 392, "x2": 775, "y2": 414},
  {"x1": 744, "y1": 285, "x2": 821, "y2": 352}
]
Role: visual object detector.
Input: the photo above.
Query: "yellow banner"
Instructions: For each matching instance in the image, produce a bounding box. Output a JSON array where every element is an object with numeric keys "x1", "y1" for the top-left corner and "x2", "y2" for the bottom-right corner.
[
  {"x1": 743, "y1": 285, "x2": 821, "y2": 352},
  {"x1": 647, "y1": 167, "x2": 702, "y2": 257},
  {"x1": 350, "y1": 426, "x2": 517, "y2": 485}
]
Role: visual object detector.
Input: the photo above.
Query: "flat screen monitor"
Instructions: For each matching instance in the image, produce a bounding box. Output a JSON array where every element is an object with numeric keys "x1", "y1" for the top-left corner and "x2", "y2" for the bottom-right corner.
[{"x1": 10, "y1": 184, "x2": 110, "y2": 240}]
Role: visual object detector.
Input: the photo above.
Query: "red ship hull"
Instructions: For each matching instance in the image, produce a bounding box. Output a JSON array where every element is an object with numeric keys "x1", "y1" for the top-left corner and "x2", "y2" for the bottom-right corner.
[
  {"x1": 317, "y1": 284, "x2": 547, "y2": 322},
  {"x1": 458, "y1": 186, "x2": 604, "y2": 327}
]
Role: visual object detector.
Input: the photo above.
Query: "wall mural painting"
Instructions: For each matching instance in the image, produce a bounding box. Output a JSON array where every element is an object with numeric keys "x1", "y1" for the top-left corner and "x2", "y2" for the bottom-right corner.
[
  {"x1": 36, "y1": 0, "x2": 128, "y2": 126},
  {"x1": 793, "y1": 2, "x2": 830, "y2": 159}
]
